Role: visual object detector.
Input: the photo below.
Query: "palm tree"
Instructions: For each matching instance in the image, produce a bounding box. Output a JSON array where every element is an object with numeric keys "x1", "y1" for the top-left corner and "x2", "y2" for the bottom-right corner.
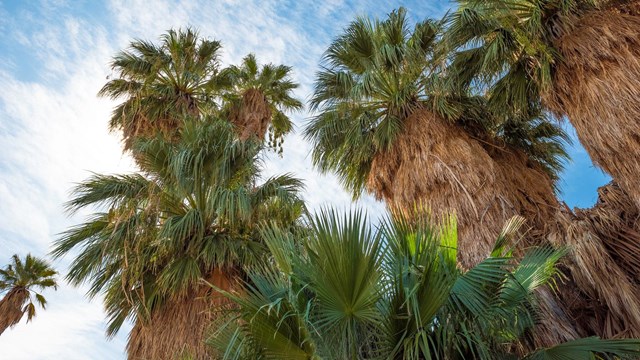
[
  {"x1": 445, "y1": 0, "x2": 640, "y2": 209},
  {"x1": 208, "y1": 210, "x2": 640, "y2": 359},
  {"x1": 305, "y1": 7, "x2": 587, "y2": 347},
  {"x1": 445, "y1": 0, "x2": 640, "y2": 339},
  {"x1": 53, "y1": 118, "x2": 305, "y2": 359},
  {"x1": 305, "y1": 7, "x2": 566, "y2": 270},
  {"x1": 223, "y1": 54, "x2": 303, "y2": 153},
  {"x1": 98, "y1": 27, "x2": 229, "y2": 152},
  {"x1": 0, "y1": 254, "x2": 58, "y2": 335},
  {"x1": 100, "y1": 29, "x2": 303, "y2": 158}
]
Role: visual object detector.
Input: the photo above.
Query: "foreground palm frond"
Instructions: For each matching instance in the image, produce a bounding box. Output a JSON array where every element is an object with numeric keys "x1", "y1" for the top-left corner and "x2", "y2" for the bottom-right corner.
[{"x1": 209, "y1": 210, "x2": 640, "y2": 359}]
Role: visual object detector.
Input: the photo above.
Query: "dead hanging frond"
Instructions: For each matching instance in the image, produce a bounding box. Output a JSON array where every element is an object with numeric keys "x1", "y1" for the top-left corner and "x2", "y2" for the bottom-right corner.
[
  {"x1": 544, "y1": 8, "x2": 640, "y2": 208},
  {"x1": 0, "y1": 288, "x2": 29, "y2": 335},
  {"x1": 229, "y1": 88, "x2": 272, "y2": 143}
]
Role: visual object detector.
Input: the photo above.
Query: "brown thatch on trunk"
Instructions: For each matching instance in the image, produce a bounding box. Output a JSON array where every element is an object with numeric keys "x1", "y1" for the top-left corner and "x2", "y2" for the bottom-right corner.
[
  {"x1": 367, "y1": 108, "x2": 561, "y2": 267},
  {"x1": 367, "y1": 108, "x2": 585, "y2": 346},
  {"x1": 229, "y1": 88, "x2": 272, "y2": 142},
  {"x1": 481, "y1": 141, "x2": 560, "y2": 242},
  {"x1": 127, "y1": 268, "x2": 234, "y2": 360},
  {"x1": 544, "y1": 7, "x2": 640, "y2": 208},
  {"x1": 368, "y1": 109, "x2": 498, "y2": 268},
  {"x1": 608, "y1": 0, "x2": 640, "y2": 15},
  {"x1": 549, "y1": 182, "x2": 640, "y2": 338},
  {"x1": 0, "y1": 287, "x2": 29, "y2": 336}
]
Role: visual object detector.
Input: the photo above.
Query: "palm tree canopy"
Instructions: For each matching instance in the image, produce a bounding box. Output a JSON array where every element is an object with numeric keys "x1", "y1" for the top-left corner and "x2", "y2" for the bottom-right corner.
[
  {"x1": 52, "y1": 117, "x2": 305, "y2": 337},
  {"x1": 209, "y1": 210, "x2": 640, "y2": 359},
  {"x1": 305, "y1": 8, "x2": 446, "y2": 197},
  {"x1": 0, "y1": 254, "x2": 58, "y2": 323},
  {"x1": 223, "y1": 53, "x2": 303, "y2": 152},
  {"x1": 98, "y1": 27, "x2": 230, "y2": 149}
]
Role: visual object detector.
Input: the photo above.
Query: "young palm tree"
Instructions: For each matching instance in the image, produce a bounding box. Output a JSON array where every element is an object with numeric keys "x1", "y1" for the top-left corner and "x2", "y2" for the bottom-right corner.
[
  {"x1": 208, "y1": 210, "x2": 640, "y2": 359},
  {"x1": 98, "y1": 28, "x2": 229, "y2": 151},
  {"x1": 224, "y1": 54, "x2": 303, "y2": 153},
  {"x1": 53, "y1": 118, "x2": 305, "y2": 359},
  {"x1": 0, "y1": 254, "x2": 58, "y2": 335},
  {"x1": 446, "y1": 0, "x2": 640, "y2": 208}
]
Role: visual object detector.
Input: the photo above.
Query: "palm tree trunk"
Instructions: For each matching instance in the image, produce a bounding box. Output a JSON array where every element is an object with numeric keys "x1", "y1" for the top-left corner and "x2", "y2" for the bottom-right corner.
[
  {"x1": 542, "y1": 6, "x2": 640, "y2": 338},
  {"x1": 126, "y1": 268, "x2": 234, "y2": 360},
  {"x1": 367, "y1": 109, "x2": 560, "y2": 267},
  {"x1": 544, "y1": 7, "x2": 640, "y2": 208},
  {"x1": 367, "y1": 109, "x2": 500, "y2": 267},
  {"x1": 229, "y1": 89, "x2": 271, "y2": 141},
  {"x1": 366, "y1": 108, "x2": 584, "y2": 346},
  {"x1": 0, "y1": 287, "x2": 28, "y2": 336},
  {"x1": 549, "y1": 182, "x2": 640, "y2": 338}
]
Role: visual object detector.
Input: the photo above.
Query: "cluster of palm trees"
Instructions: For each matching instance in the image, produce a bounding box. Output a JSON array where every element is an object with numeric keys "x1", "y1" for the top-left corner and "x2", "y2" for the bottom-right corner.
[{"x1": 23, "y1": 0, "x2": 640, "y2": 358}]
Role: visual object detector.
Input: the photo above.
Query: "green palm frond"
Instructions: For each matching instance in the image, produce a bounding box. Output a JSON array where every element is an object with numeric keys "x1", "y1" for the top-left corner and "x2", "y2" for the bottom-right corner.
[{"x1": 524, "y1": 337, "x2": 640, "y2": 359}]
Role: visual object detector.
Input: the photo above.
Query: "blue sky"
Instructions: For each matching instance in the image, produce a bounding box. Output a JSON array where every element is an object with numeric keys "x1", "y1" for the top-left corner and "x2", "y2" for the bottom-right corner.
[{"x1": 0, "y1": 0, "x2": 609, "y2": 358}]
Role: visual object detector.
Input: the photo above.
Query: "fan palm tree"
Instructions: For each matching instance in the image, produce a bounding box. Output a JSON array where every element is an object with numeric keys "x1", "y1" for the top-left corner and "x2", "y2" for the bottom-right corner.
[
  {"x1": 305, "y1": 7, "x2": 567, "y2": 270},
  {"x1": 445, "y1": 0, "x2": 640, "y2": 339},
  {"x1": 53, "y1": 118, "x2": 305, "y2": 359},
  {"x1": 208, "y1": 210, "x2": 640, "y2": 359},
  {"x1": 224, "y1": 54, "x2": 303, "y2": 153},
  {"x1": 100, "y1": 29, "x2": 303, "y2": 158},
  {"x1": 0, "y1": 254, "x2": 58, "y2": 335},
  {"x1": 98, "y1": 27, "x2": 229, "y2": 152},
  {"x1": 445, "y1": 0, "x2": 640, "y2": 208}
]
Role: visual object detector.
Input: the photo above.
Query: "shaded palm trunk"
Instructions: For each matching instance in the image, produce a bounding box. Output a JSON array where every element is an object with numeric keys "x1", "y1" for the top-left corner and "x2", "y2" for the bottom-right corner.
[
  {"x1": 127, "y1": 268, "x2": 234, "y2": 360},
  {"x1": 543, "y1": 5, "x2": 640, "y2": 336},
  {"x1": 544, "y1": 7, "x2": 640, "y2": 208},
  {"x1": 229, "y1": 89, "x2": 272, "y2": 141},
  {"x1": 0, "y1": 287, "x2": 29, "y2": 335},
  {"x1": 550, "y1": 182, "x2": 640, "y2": 338}
]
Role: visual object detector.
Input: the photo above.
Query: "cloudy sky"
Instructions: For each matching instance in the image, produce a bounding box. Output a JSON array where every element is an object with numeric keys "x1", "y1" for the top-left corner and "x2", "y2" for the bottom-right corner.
[{"x1": 0, "y1": 0, "x2": 609, "y2": 358}]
